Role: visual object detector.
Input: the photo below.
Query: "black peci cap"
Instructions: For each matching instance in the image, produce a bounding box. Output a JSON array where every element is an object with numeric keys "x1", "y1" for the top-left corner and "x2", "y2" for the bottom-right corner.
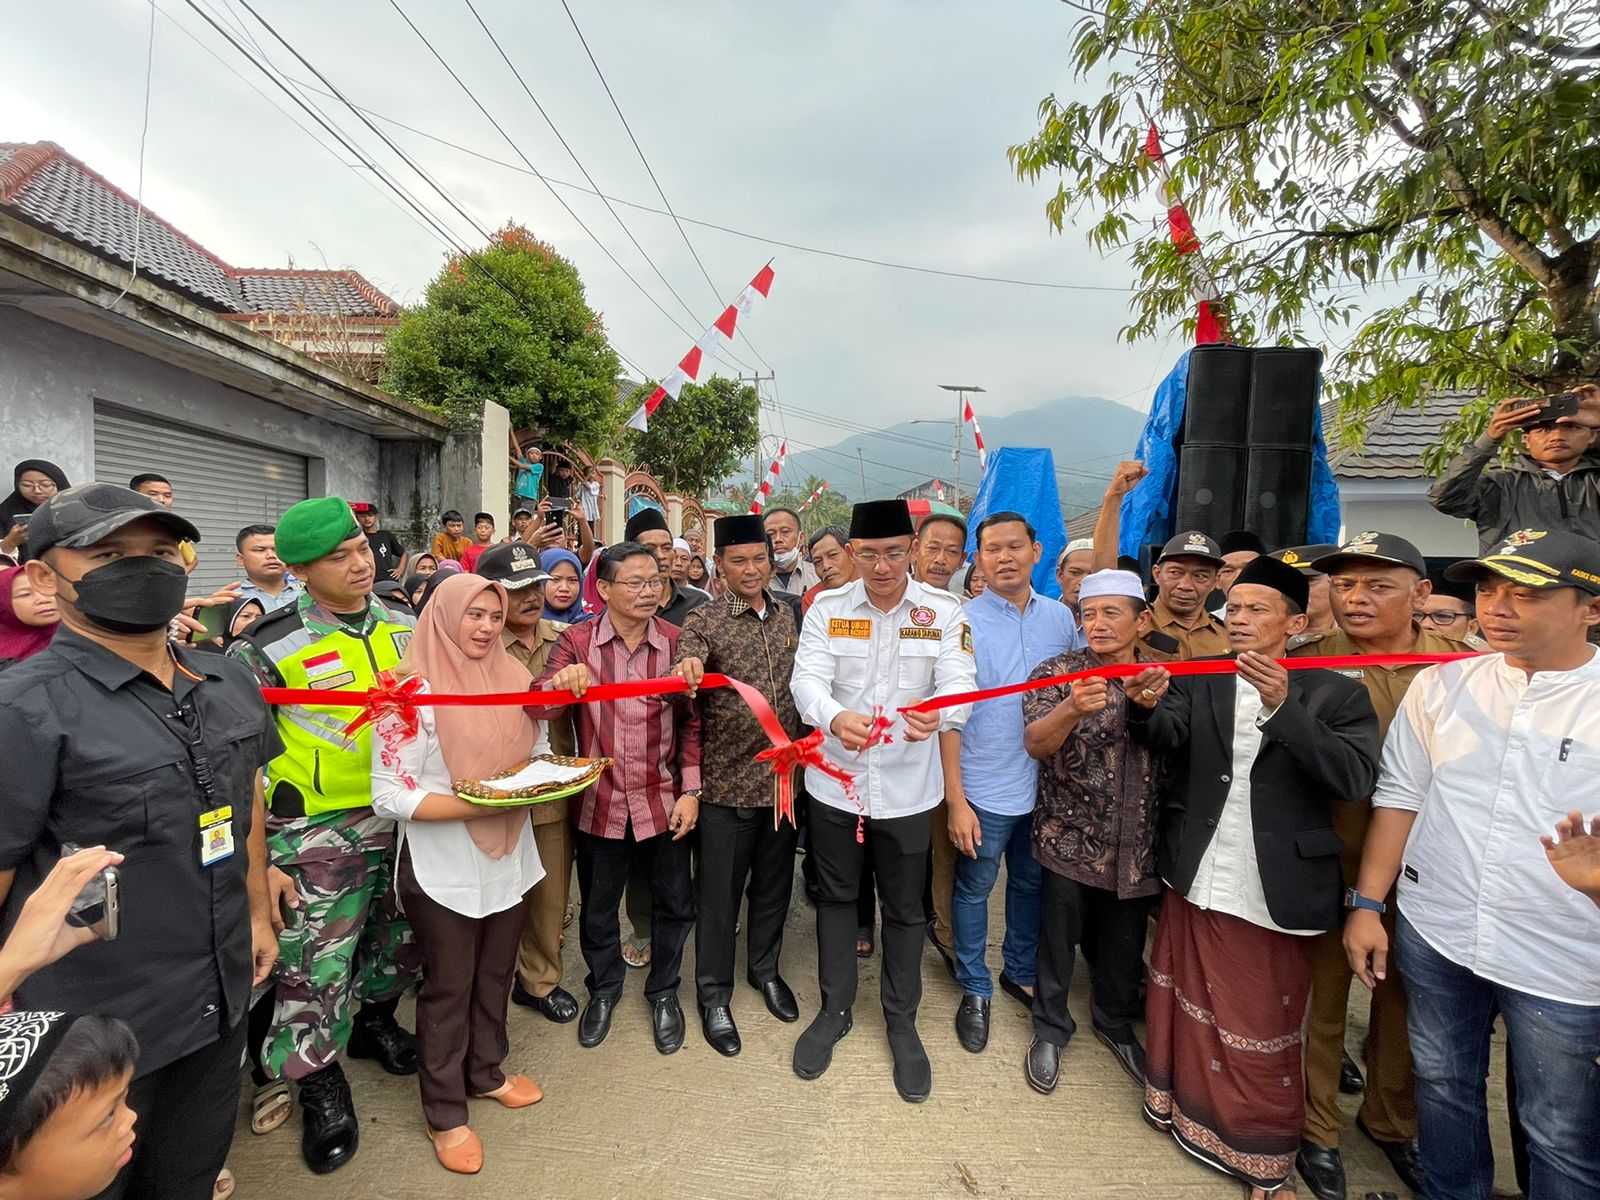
[
  {"x1": 849, "y1": 500, "x2": 914, "y2": 541},
  {"x1": 1232, "y1": 554, "x2": 1311, "y2": 612},
  {"x1": 1219, "y1": 530, "x2": 1267, "y2": 556},
  {"x1": 713, "y1": 515, "x2": 768, "y2": 549},
  {"x1": 624, "y1": 508, "x2": 670, "y2": 541}
]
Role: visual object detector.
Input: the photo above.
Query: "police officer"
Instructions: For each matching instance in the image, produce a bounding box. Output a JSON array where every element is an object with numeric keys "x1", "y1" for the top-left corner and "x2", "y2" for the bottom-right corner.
[
  {"x1": 228, "y1": 497, "x2": 422, "y2": 1175},
  {"x1": 1287, "y1": 532, "x2": 1477, "y2": 1200},
  {"x1": 790, "y1": 499, "x2": 976, "y2": 1103},
  {"x1": 0, "y1": 483, "x2": 282, "y2": 1200}
]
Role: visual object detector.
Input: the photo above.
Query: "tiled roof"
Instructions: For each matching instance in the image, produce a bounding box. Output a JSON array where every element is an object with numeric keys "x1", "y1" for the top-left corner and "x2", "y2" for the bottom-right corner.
[
  {"x1": 0, "y1": 141, "x2": 397, "y2": 318},
  {"x1": 1323, "y1": 392, "x2": 1480, "y2": 480}
]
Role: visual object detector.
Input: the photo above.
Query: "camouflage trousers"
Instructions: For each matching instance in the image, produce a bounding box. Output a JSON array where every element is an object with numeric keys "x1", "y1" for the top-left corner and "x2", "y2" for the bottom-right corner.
[{"x1": 264, "y1": 812, "x2": 422, "y2": 1081}]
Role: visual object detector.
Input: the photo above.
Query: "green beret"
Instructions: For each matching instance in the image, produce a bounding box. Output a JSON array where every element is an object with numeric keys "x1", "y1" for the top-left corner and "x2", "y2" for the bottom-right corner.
[{"x1": 276, "y1": 496, "x2": 362, "y2": 566}]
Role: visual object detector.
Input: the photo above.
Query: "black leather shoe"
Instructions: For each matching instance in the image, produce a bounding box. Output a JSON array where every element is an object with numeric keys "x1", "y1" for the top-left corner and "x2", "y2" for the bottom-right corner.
[
  {"x1": 578, "y1": 994, "x2": 617, "y2": 1048},
  {"x1": 298, "y1": 1063, "x2": 359, "y2": 1175},
  {"x1": 700, "y1": 1005, "x2": 741, "y2": 1057},
  {"x1": 955, "y1": 995, "x2": 990, "y2": 1053},
  {"x1": 1025, "y1": 1037, "x2": 1061, "y2": 1095},
  {"x1": 1295, "y1": 1141, "x2": 1347, "y2": 1200},
  {"x1": 346, "y1": 1008, "x2": 418, "y2": 1076},
  {"x1": 1092, "y1": 1025, "x2": 1147, "y2": 1086},
  {"x1": 888, "y1": 1029, "x2": 932, "y2": 1103},
  {"x1": 793, "y1": 1009, "x2": 853, "y2": 1080},
  {"x1": 1340, "y1": 1050, "x2": 1366, "y2": 1094},
  {"x1": 925, "y1": 918, "x2": 956, "y2": 979},
  {"x1": 748, "y1": 974, "x2": 800, "y2": 1023},
  {"x1": 512, "y1": 980, "x2": 579, "y2": 1024},
  {"x1": 651, "y1": 994, "x2": 686, "y2": 1055},
  {"x1": 998, "y1": 971, "x2": 1034, "y2": 1010},
  {"x1": 1355, "y1": 1117, "x2": 1423, "y2": 1194}
]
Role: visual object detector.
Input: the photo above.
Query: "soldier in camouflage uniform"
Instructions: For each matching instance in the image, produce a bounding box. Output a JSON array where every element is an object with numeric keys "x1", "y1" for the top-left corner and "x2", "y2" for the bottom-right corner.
[{"x1": 228, "y1": 497, "x2": 422, "y2": 1176}]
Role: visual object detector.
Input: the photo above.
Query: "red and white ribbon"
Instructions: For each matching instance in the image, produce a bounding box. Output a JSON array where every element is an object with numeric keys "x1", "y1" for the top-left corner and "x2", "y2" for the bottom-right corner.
[
  {"x1": 750, "y1": 441, "x2": 788, "y2": 514},
  {"x1": 798, "y1": 480, "x2": 829, "y2": 512},
  {"x1": 1142, "y1": 124, "x2": 1225, "y2": 345},
  {"x1": 624, "y1": 262, "x2": 776, "y2": 432},
  {"x1": 962, "y1": 400, "x2": 988, "y2": 472}
]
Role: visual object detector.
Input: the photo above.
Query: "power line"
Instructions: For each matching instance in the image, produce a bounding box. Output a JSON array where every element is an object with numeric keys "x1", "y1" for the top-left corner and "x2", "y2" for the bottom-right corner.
[{"x1": 554, "y1": 0, "x2": 775, "y2": 375}]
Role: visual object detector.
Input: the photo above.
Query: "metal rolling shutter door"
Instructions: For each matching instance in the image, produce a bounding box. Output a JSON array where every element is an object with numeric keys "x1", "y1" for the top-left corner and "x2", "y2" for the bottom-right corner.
[{"x1": 93, "y1": 407, "x2": 310, "y2": 592}]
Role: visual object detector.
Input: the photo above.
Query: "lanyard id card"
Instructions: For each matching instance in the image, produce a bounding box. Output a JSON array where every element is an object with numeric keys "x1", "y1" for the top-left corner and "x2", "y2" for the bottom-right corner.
[{"x1": 199, "y1": 806, "x2": 235, "y2": 867}]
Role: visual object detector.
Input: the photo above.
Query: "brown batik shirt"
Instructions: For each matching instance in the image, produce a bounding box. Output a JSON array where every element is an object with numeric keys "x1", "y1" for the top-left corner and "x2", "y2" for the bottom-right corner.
[
  {"x1": 1023, "y1": 647, "x2": 1166, "y2": 899},
  {"x1": 672, "y1": 590, "x2": 805, "y2": 808}
]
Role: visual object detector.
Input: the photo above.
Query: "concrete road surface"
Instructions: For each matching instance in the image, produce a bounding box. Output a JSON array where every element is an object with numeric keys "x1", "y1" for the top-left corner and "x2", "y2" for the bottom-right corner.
[{"x1": 225, "y1": 864, "x2": 1518, "y2": 1199}]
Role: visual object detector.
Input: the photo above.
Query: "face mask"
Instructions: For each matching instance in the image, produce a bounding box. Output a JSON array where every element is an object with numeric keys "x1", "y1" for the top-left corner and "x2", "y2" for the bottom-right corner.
[
  {"x1": 774, "y1": 547, "x2": 801, "y2": 571},
  {"x1": 64, "y1": 556, "x2": 190, "y2": 635}
]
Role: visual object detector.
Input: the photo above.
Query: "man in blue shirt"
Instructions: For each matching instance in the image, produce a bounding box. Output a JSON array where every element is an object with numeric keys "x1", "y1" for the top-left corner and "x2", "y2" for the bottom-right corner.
[{"x1": 950, "y1": 511, "x2": 1084, "y2": 1052}]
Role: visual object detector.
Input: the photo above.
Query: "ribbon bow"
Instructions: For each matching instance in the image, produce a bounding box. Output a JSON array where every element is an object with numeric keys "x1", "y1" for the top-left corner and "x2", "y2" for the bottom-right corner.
[
  {"x1": 341, "y1": 670, "x2": 425, "y2": 739},
  {"x1": 754, "y1": 729, "x2": 866, "y2": 833}
]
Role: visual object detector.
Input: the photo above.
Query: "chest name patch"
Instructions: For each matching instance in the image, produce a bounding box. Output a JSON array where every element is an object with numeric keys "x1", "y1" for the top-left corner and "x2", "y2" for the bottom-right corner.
[
  {"x1": 899, "y1": 627, "x2": 942, "y2": 641},
  {"x1": 829, "y1": 619, "x2": 871, "y2": 639}
]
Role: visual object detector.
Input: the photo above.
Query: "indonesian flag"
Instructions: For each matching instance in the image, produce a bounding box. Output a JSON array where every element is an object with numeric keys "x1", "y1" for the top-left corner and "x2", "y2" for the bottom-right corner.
[
  {"x1": 623, "y1": 262, "x2": 776, "y2": 432},
  {"x1": 962, "y1": 401, "x2": 988, "y2": 471},
  {"x1": 1142, "y1": 122, "x2": 1223, "y2": 344},
  {"x1": 750, "y1": 441, "x2": 787, "y2": 514}
]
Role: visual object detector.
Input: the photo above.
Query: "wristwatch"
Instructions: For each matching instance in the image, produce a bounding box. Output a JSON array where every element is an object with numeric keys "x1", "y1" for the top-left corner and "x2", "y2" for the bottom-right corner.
[{"x1": 1344, "y1": 888, "x2": 1386, "y2": 914}]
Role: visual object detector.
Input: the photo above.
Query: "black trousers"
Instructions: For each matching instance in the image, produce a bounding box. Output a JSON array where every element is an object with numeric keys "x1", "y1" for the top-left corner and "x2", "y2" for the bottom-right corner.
[
  {"x1": 695, "y1": 803, "x2": 797, "y2": 1008},
  {"x1": 808, "y1": 797, "x2": 929, "y2": 1031},
  {"x1": 1031, "y1": 869, "x2": 1155, "y2": 1047},
  {"x1": 575, "y1": 822, "x2": 695, "y2": 1002},
  {"x1": 94, "y1": 1015, "x2": 247, "y2": 1200}
]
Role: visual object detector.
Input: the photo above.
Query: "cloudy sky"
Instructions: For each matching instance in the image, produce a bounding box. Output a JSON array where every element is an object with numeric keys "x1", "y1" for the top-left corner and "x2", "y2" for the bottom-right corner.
[{"x1": 4, "y1": 0, "x2": 1177, "y2": 472}]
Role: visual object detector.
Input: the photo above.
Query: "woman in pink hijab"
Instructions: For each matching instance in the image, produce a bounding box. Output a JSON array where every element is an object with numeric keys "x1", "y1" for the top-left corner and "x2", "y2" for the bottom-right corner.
[
  {"x1": 370, "y1": 572, "x2": 547, "y2": 1174},
  {"x1": 0, "y1": 564, "x2": 58, "y2": 669}
]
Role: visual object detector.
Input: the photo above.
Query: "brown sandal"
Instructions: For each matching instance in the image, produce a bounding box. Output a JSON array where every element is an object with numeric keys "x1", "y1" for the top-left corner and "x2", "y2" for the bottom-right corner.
[{"x1": 428, "y1": 1126, "x2": 484, "y2": 1175}]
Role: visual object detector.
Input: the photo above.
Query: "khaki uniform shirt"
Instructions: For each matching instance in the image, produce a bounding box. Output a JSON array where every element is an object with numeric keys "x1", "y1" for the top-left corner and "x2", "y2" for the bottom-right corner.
[
  {"x1": 504, "y1": 619, "x2": 576, "y2": 826},
  {"x1": 1140, "y1": 597, "x2": 1229, "y2": 662},
  {"x1": 1287, "y1": 623, "x2": 1479, "y2": 878}
]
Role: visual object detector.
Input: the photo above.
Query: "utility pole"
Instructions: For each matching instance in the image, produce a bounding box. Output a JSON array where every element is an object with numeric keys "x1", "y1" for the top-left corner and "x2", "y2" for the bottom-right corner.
[
  {"x1": 738, "y1": 371, "x2": 777, "y2": 490},
  {"x1": 938, "y1": 384, "x2": 985, "y2": 508},
  {"x1": 856, "y1": 447, "x2": 867, "y2": 498}
]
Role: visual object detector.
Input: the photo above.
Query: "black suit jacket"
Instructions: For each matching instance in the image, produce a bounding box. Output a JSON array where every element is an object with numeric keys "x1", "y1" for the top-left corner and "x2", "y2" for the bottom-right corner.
[{"x1": 1127, "y1": 659, "x2": 1379, "y2": 932}]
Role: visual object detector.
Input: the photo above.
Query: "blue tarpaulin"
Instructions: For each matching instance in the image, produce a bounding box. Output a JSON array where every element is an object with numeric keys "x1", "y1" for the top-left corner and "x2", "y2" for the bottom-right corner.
[
  {"x1": 1118, "y1": 349, "x2": 1342, "y2": 558},
  {"x1": 963, "y1": 446, "x2": 1067, "y2": 599}
]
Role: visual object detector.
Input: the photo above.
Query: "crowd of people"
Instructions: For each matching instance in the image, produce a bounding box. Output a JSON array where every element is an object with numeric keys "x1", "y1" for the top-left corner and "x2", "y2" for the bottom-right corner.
[{"x1": 0, "y1": 386, "x2": 1597, "y2": 1200}]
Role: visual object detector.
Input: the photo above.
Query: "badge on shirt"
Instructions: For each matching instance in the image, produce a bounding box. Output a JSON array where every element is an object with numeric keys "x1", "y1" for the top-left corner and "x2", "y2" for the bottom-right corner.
[
  {"x1": 200, "y1": 805, "x2": 235, "y2": 867},
  {"x1": 909, "y1": 606, "x2": 936, "y2": 628},
  {"x1": 391, "y1": 630, "x2": 413, "y2": 656},
  {"x1": 303, "y1": 650, "x2": 356, "y2": 691},
  {"x1": 960, "y1": 622, "x2": 974, "y2": 654},
  {"x1": 829, "y1": 618, "x2": 871, "y2": 639},
  {"x1": 900, "y1": 626, "x2": 942, "y2": 641}
]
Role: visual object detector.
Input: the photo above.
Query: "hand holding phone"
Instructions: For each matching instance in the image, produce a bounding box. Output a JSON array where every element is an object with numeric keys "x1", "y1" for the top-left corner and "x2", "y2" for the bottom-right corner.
[
  {"x1": 0, "y1": 846, "x2": 124, "y2": 997},
  {"x1": 61, "y1": 842, "x2": 120, "y2": 941}
]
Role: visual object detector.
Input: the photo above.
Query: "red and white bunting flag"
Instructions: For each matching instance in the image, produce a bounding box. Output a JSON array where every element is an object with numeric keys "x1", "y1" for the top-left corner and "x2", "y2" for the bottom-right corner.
[
  {"x1": 1141, "y1": 123, "x2": 1224, "y2": 344},
  {"x1": 749, "y1": 441, "x2": 788, "y2": 514},
  {"x1": 799, "y1": 480, "x2": 829, "y2": 512},
  {"x1": 962, "y1": 401, "x2": 988, "y2": 471},
  {"x1": 623, "y1": 262, "x2": 776, "y2": 432},
  {"x1": 933, "y1": 477, "x2": 945, "y2": 501}
]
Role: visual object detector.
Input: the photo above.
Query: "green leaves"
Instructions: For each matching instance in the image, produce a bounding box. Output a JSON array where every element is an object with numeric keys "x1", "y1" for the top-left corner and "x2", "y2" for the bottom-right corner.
[
  {"x1": 623, "y1": 375, "x2": 760, "y2": 498},
  {"x1": 381, "y1": 224, "x2": 624, "y2": 449},
  {"x1": 1009, "y1": 0, "x2": 1600, "y2": 464}
]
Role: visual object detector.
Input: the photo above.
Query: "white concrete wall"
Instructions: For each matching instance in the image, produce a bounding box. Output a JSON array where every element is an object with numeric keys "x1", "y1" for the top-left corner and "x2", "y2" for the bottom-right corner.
[
  {"x1": 0, "y1": 306, "x2": 380, "y2": 501},
  {"x1": 478, "y1": 399, "x2": 511, "y2": 535},
  {"x1": 1337, "y1": 478, "x2": 1480, "y2": 558}
]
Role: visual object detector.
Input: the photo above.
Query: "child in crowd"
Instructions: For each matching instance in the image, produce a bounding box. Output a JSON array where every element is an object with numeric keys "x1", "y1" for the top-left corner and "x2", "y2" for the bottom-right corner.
[
  {"x1": 431, "y1": 511, "x2": 472, "y2": 563},
  {"x1": 511, "y1": 445, "x2": 544, "y2": 507}
]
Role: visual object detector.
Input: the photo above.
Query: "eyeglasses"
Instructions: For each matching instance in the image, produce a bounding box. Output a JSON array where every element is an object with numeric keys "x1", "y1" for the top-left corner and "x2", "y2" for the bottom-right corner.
[
  {"x1": 853, "y1": 550, "x2": 910, "y2": 566},
  {"x1": 609, "y1": 577, "x2": 664, "y2": 593},
  {"x1": 1414, "y1": 609, "x2": 1469, "y2": 627}
]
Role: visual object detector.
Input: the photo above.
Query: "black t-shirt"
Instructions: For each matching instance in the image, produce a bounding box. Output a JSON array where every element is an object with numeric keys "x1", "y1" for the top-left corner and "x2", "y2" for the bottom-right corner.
[{"x1": 366, "y1": 530, "x2": 406, "y2": 577}]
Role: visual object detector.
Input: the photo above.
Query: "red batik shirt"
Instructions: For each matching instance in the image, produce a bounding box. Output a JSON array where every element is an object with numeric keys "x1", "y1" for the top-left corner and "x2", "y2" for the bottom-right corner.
[{"x1": 533, "y1": 612, "x2": 702, "y2": 840}]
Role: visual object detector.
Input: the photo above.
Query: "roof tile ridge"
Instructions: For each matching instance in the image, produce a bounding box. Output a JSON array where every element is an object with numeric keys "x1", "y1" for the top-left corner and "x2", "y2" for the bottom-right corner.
[{"x1": 0, "y1": 141, "x2": 65, "y2": 205}]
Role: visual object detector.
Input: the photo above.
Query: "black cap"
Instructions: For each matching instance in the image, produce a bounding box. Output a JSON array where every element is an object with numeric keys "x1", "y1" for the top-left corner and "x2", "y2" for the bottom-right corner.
[
  {"x1": 1232, "y1": 554, "x2": 1311, "y2": 612},
  {"x1": 1272, "y1": 544, "x2": 1339, "y2": 576},
  {"x1": 1311, "y1": 532, "x2": 1426, "y2": 576},
  {"x1": 1444, "y1": 528, "x2": 1600, "y2": 596},
  {"x1": 849, "y1": 500, "x2": 914, "y2": 541},
  {"x1": 624, "y1": 508, "x2": 670, "y2": 541},
  {"x1": 1426, "y1": 569, "x2": 1477, "y2": 605},
  {"x1": 27, "y1": 482, "x2": 200, "y2": 556},
  {"x1": 1156, "y1": 530, "x2": 1224, "y2": 566},
  {"x1": 475, "y1": 543, "x2": 551, "y2": 590},
  {"x1": 713, "y1": 515, "x2": 768, "y2": 549},
  {"x1": 1219, "y1": 530, "x2": 1267, "y2": 556}
]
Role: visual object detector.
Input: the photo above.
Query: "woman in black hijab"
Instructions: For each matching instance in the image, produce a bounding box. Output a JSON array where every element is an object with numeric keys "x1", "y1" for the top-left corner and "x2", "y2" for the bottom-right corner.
[{"x1": 1, "y1": 460, "x2": 70, "y2": 563}]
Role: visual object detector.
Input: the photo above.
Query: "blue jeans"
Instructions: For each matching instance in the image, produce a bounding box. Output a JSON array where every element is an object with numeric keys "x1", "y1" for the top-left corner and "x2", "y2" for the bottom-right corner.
[
  {"x1": 1396, "y1": 912, "x2": 1600, "y2": 1200},
  {"x1": 951, "y1": 805, "x2": 1041, "y2": 999}
]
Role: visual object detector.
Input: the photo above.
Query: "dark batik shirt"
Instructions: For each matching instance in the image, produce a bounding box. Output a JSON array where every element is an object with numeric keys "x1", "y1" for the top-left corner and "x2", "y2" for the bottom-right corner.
[
  {"x1": 672, "y1": 591, "x2": 805, "y2": 808},
  {"x1": 1023, "y1": 647, "x2": 1165, "y2": 899}
]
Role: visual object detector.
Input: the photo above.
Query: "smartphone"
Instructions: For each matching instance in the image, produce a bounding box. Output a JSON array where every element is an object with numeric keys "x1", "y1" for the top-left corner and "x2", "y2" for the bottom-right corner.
[
  {"x1": 61, "y1": 843, "x2": 120, "y2": 941},
  {"x1": 1538, "y1": 391, "x2": 1581, "y2": 421},
  {"x1": 10, "y1": 513, "x2": 28, "y2": 528},
  {"x1": 189, "y1": 603, "x2": 229, "y2": 644}
]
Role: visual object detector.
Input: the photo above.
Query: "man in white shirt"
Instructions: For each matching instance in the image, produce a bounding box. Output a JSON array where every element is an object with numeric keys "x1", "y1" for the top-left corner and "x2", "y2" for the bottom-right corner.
[
  {"x1": 1346, "y1": 527, "x2": 1600, "y2": 1200},
  {"x1": 789, "y1": 499, "x2": 975, "y2": 1103}
]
